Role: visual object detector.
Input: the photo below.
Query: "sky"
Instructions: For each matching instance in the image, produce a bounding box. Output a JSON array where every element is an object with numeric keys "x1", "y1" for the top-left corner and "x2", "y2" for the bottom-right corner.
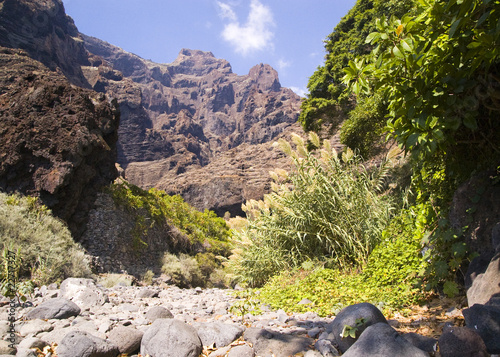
[{"x1": 62, "y1": 0, "x2": 357, "y2": 97}]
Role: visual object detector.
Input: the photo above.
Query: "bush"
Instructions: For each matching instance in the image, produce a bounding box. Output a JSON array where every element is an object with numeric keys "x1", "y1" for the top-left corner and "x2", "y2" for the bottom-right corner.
[
  {"x1": 0, "y1": 192, "x2": 91, "y2": 286},
  {"x1": 228, "y1": 132, "x2": 395, "y2": 287},
  {"x1": 107, "y1": 181, "x2": 232, "y2": 256},
  {"x1": 161, "y1": 253, "x2": 203, "y2": 288}
]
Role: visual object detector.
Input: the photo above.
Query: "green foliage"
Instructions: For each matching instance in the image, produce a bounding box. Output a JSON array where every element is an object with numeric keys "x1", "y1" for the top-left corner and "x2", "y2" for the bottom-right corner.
[
  {"x1": 228, "y1": 133, "x2": 395, "y2": 287},
  {"x1": 161, "y1": 253, "x2": 203, "y2": 288},
  {"x1": 340, "y1": 93, "x2": 387, "y2": 158},
  {"x1": 229, "y1": 290, "x2": 263, "y2": 324},
  {"x1": 300, "y1": 0, "x2": 416, "y2": 152},
  {"x1": 343, "y1": 0, "x2": 500, "y2": 176},
  {"x1": 256, "y1": 208, "x2": 429, "y2": 316},
  {"x1": 108, "y1": 181, "x2": 232, "y2": 256},
  {"x1": 141, "y1": 270, "x2": 155, "y2": 286},
  {"x1": 0, "y1": 192, "x2": 91, "y2": 286},
  {"x1": 341, "y1": 318, "x2": 367, "y2": 339}
]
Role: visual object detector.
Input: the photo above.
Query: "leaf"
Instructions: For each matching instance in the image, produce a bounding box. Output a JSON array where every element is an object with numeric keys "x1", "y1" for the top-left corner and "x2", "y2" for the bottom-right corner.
[
  {"x1": 463, "y1": 115, "x2": 478, "y2": 130},
  {"x1": 366, "y1": 32, "x2": 380, "y2": 44},
  {"x1": 396, "y1": 24, "x2": 404, "y2": 36},
  {"x1": 401, "y1": 39, "x2": 412, "y2": 52},
  {"x1": 449, "y1": 18, "x2": 461, "y2": 37},
  {"x1": 392, "y1": 45, "x2": 403, "y2": 58},
  {"x1": 443, "y1": 280, "x2": 459, "y2": 297}
]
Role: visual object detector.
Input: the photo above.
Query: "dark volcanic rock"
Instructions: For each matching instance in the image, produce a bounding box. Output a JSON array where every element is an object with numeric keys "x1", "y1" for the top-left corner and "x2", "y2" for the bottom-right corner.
[
  {"x1": 81, "y1": 35, "x2": 304, "y2": 214},
  {"x1": 0, "y1": 0, "x2": 90, "y2": 87},
  {"x1": 0, "y1": 47, "x2": 119, "y2": 237}
]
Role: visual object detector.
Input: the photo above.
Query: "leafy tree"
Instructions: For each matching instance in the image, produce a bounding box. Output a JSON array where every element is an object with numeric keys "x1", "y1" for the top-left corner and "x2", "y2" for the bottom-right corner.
[
  {"x1": 343, "y1": 0, "x2": 500, "y2": 182},
  {"x1": 299, "y1": 0, "x2": 416, "y2": 155}
]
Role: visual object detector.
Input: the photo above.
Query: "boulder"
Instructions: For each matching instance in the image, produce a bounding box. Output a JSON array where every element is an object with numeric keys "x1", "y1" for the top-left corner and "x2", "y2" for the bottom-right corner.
[
  {"x1": 402, "y1": 332, "x2": 437, "y2": 353},
  {"x1": 438, "y1": 326, "x2": 489, "y2": 357},
  {"x1": 314, "y1": 339, "x2": 340, "y2": 356},
  {"x1": 140, "y1": 318, "x2": 202, "y2": 357},
  {"x1": 463, "y1": 303, "x2": 500, "y2": 353},
  {"x1": 19, "y1": 319, "x2": 53, "y2": 336},
  {"x1": 341, "y1": 323, "x2": 428, "y2": 357},
  {"x1": 25, "y1": 298, "x2": 80, "y2": 320},
  {"x1": 193, "y1": 322, "x2": 244, "y2": 348},
  {"x1": 107, "y1": 326, "x2": 143, "y2": 355},
  {"x1": 243, "y1": 327, "x2": 313, "y2": 357},
  {"x1": 56, "y1": 331, "x2": 119, "y2": 357},
  {"x1": 145, "y1": 306, "x2": 174, "y2": 322},
  {"x1": 59, "y1": 278, "x2": 108, "y2": 309},
  {"x1": 227, "y1": 344, "x2": 255, "y2": 357},
  {"x1": 326, "y1": 302, "x2": 387, "y2": 353},
  {"x1": 467, "y1": 255, "x2": 500, "y2": 306}
]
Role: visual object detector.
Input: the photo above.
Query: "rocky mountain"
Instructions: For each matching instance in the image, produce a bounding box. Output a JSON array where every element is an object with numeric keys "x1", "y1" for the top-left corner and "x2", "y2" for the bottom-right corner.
[
  {"x1": 81, "y1": 37, "x2": 303, "y2": 215},
  {"x1": 0, "y1": 47, "x2": 119, "y2": 237}
]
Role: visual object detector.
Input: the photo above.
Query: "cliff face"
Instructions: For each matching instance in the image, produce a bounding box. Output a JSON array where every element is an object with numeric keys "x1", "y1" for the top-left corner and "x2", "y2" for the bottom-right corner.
[
  {"x1": 82, "y1": 37, "x2": 303, "y2": 215},
  {"x1": 0, "y1": 0, "x2": 90, "y2": 87},
  {"x1": 0, "y1": 47, "x2": 120, "y2": 237}
]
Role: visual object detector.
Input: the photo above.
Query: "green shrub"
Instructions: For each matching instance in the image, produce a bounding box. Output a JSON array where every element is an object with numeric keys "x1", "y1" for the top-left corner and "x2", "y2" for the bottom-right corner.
[
  {"x1": 141, "y1": 270, "x2": 155, "y2": 286},
  {"x1": 228, "y1": 132, "x2": 395, "y2": 287},
  {"x1": 97, "y1": 273, "x2": 135, "y2": 288},
  {"x1": 0, "y1": 192, "x2": 91, "y2": 286},
  {"x1": 107, "y1": 181, "x2": 232, "y2": 256},
  {"x1": 161, "y1": 253, "x2": 203, "y2": 288}
]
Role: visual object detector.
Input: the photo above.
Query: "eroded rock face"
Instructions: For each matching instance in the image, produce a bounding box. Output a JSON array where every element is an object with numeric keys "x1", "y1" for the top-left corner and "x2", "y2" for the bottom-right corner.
[
  {"x1": 81, "y1": 36, "x2": 303, "y2": 214},
  {"x1": 0, "y1": 0, "x2": 90, "y2": 87},
  {"x1": 0, "y1": 47, "x2": 119, "y2": 237}
]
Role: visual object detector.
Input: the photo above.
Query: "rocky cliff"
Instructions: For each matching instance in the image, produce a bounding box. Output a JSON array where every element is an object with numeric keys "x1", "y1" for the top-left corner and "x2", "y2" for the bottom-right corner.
[
  {"x1": 81, "y1": 37, "x2": 303, "y2": 215},
  {"x1": 0, "y1": 47, "x2": 120, "y2": 237},
  {"x1": 0, "y1": 0, "x2": 90, "y2": 87}
]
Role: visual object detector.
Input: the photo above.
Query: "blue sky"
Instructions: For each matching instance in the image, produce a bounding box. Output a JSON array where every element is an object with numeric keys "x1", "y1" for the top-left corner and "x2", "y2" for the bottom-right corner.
[{"x1": 62, "y1": 0, "x2": 357, "y2": 97}]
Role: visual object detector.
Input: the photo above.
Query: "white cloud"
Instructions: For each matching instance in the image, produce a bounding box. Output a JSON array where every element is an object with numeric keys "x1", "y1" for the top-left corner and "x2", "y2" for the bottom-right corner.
[
  {"x1": 216, "y1": 1, "x2": 237, "y2": 21},
  {"x1": 218, "y1": 0, "x2": 275, "y2": 56},
  {"x1": 290, "y1": 86, "x2": 307, "y2": 98},
  {"x1": 277, "y1": 59, "x2": 291, "y2": 71}
]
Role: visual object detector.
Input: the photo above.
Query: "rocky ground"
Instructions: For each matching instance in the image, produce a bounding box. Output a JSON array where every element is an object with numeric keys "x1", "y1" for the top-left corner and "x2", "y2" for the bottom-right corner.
[{"x1": 1, "y1": 277, "x2": 498, "y2": 357}]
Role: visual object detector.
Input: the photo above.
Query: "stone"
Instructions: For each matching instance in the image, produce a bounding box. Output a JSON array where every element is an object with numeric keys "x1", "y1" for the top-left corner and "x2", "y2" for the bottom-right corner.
[
  {"x1": 15, "y1": 349, "x2": 38, "y2": 357},
  {"x1": 0, "y1": 341, "x2": 15, "y2": 355},
  {"x1": 298, "y1": 298, "x2": 313, "y2": 305},
  {"x1": 243, "y1": 327, "x2": 313, "y2": 357},
  {"x1": 463, "y1": 303, "x2": 500, "y2": 353},
  {"x1": 140, "y1": 318, "x2": 202, "y2": 357},
  {"x1": 314, "y1": 339, "x2": 340, "y2": 356},
  {"x1": 57, "y1": 331, "x2": 120, "y2": 357},
  {"x1": 136, "y1": 289, "x2": 158, "y2": 299},
  {"x1": 467, "y1": 255, "x2": 500, "y2": 306},
  {"x1": 19, "y1": 319, "x2": 53, "y2": 336},
  {"x1": 193, "y1": 322, "x2": 244, "y2": 348},
  {"x1": 438, "y1": 326, "x2": 489, "y2": 357},
  {"x1": 402, "y1": 332, "x2": 437, "y2": 353},
  {"x1": 341, "y1": 323, "x2": 428, "y2": 357},
  {"x1": 144, "y1": 306, "x2": 174, "y2": 322},
  {"x1": 208, "y1": 346, "x2": 231, "y2": 357},
  {"x1": 17, "y1": 337, "x2": 48, "y2": 351},
  {"x1": 107, "y1": 326, "x2": 143, "y2": 355},
  {"x1": 59, "y1": 278, "x2": 108, "y2": 309},
  {"x1": 25, "y1": 298, "x2": 80, "y2": 320},
  {"x1": 326, "y1": 302, "x2": 388, "y2": 353},
  {"x1": 227, "y1": 344, "x2": 255, "y2": 357}
]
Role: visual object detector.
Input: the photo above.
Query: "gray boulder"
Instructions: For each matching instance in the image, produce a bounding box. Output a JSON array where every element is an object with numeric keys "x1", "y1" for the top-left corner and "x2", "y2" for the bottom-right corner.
[
  {"x1": 463, "y1": 303, "x2": 500, "y2": 353},
  {"x1": 467, "y1": 255, "x2": 500, "y2": 306},
  {"x1": 25, "y1": 298, "x2": 80, "y2": 320},
  {"x1": 57, "y1": 331, "x2": 119, "y2": 357},
  {"x1": 341, "y1": 323, "x2": 428, "y2": 357},
  {"x1": 19, "y1": 319, "x2": 53, "y2": 336},
  {"x1": 193, "y1": 321, "x2": 244, "y2": 348},
  {"x1": 145, "y1": 306, "x2": 173, "y2": 322},
  {"x1": 136, "y1": 288, "x2": 159, "y2": 298},
  {"x1": 227, "y1": 344, "x2": 255, "y2": 357},
  {"x1": 438, "y1": 326, "x2": 489, "y2": 357},
  {"x1": 243, "y1": 327, "x2": 313, "y2": 357},
  {"x1": 140, "y1": 318, "x2": 202, "y2": 357},
  {"x1": 326, "y1": 302, "x2": 387, "y2": 353},
  {"x1": 402, "y1": 332, "x2": 437, "y2": 353},
  {"x1": 107, "y1": 326, "x2": 143, "y2": 355},
  {"x1": 59, "y1": 278, "x2": 108, "y2": 309}
]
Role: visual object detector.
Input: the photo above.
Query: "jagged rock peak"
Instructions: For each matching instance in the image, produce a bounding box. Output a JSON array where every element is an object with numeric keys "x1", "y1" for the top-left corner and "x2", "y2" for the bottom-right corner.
[
  {"x1": 249, "y1": 63, "x2": 281, "y2": 92},
  {"x1": 171, "y1": 48, "x2": 232, "y2": 76}
]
